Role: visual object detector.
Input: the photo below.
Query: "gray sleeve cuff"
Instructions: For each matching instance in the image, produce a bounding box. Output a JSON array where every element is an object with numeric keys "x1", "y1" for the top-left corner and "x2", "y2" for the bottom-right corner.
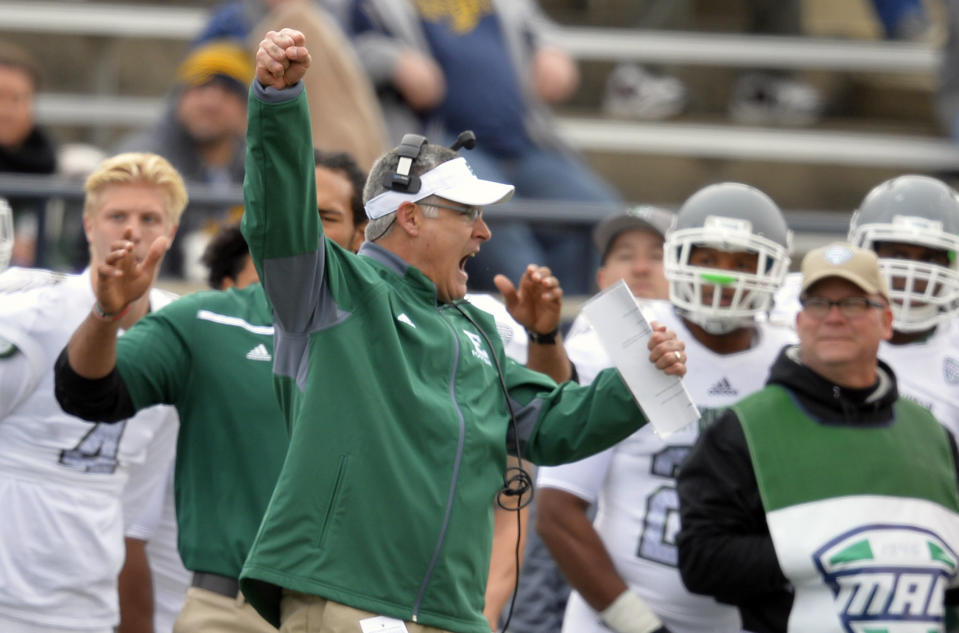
[{"x1": 253, "y1": 80, "x2": 306, "y2": 104}]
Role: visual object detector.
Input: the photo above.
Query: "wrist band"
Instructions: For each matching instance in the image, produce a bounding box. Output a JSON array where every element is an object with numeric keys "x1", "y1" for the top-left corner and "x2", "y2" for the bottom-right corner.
[
  {"x1": 526, "y1": 327, "x2": 559, "y2": 345},
  {"x1": 599, "y1": 590, "x2": 665, "y2": 633},
  {"x1": 93, "y1": 302, "x2": 130, "y2": 322}
]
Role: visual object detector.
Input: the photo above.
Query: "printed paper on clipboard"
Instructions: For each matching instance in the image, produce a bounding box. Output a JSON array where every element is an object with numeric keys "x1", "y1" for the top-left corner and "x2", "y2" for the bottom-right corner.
[{"x1": 581, "y1": 279, "x2": 699, "y2": 438}]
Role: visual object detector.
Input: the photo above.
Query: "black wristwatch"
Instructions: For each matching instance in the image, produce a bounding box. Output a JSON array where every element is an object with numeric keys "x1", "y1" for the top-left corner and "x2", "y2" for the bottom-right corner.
[{"x1": 526, "y1": 327, "x2": 559, "y2": 345}]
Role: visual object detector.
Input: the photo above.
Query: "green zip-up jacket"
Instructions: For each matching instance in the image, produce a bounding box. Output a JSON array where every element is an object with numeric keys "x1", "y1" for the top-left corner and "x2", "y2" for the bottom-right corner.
[{"x1": 239, "y1": 82, "x2": 650, "y2": 633}]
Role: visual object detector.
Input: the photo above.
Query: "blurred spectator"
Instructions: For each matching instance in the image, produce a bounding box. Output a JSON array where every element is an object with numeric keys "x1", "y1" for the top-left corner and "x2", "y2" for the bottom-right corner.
[
  {"x1": 349, "y1": 0, "x2": 621, "y2": 295},
  {"x1": 937, "y1": 0, "x2": 959, "y2": 142},
  {"x1": 601, "y1": 0, "x2": 690, "y2": 121},
  {"x1": 195, "y1": 0, "x2": 276, "y2": 42},
  {"x1": 116, "y1": 40, "x2": 252, "y2": 277},
  {"x1": 198, "y1": 0, "x2": 389, "y2": 169},
  {"x1": 603, "y1": 0, "x2": 823, "y2": 127},
  {"x1": 0, "y1": 41, "x2": 57, "y2": 267},
  {"x1": 870, "y1": 0, "x2": 932, "y2": 40},
  {"x1": 55, "y1": 143, "x2": 108, "y2": 271},
  {"x1": 253, "y1": 0, "x2": 389, "y2": 169}
]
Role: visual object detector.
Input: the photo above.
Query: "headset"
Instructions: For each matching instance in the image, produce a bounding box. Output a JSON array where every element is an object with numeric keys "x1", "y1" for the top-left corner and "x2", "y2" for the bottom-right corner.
[
  {"x1": 381, "y1": 133, "x2": 428, "y2": 193},
  {"x1": 381, "y1": 130, "x2": 478, "y2": 194}
]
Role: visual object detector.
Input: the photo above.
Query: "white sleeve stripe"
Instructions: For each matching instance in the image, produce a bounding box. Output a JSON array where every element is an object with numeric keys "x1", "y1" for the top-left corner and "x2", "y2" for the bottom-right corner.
[{"x1": 196, "y1": 310, "x2": 274, "y2": 335}]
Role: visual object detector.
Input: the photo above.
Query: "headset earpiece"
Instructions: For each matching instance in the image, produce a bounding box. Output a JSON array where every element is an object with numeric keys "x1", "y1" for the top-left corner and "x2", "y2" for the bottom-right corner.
[{"x1": 383, "y1": 133, "x2": 429, "y2": 193}]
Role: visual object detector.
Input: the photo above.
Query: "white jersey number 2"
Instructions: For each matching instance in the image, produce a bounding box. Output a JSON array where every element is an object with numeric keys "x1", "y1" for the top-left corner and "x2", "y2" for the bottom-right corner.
[{"x1": 636, "y1": 444, "x2": 691, "y2": 566}]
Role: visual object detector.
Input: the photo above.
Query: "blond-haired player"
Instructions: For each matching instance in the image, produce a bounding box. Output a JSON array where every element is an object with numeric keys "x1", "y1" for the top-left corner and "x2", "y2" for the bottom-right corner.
[{"x1": 0, "y1": 152, "x2": 185, "y2": 633}]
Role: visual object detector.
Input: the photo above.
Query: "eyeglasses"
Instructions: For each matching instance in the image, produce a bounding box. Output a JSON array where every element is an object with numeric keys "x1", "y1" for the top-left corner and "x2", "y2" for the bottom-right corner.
[
  {"x1": 799, "y1": 295, "x2": 886, "y2": 319},
  {"x1": 421, "y1": 201, "x2": 482, "y2": 222}
]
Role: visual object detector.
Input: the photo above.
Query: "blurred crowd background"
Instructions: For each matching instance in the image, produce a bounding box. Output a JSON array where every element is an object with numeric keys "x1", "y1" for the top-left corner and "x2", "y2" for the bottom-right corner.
[{"x1": 0, "y1": 0, "x2": 954, "y2": 298}]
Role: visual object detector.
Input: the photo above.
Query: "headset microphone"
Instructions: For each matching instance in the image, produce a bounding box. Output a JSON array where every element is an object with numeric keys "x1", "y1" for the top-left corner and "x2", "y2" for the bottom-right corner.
[{"x1": 449, "y1": 130, "x2": 476, "y2": 152}]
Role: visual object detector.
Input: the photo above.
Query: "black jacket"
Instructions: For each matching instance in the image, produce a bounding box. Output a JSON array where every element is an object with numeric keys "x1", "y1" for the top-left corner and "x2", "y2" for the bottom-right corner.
[
  {"x1": 0, "y1": 126, "x2": 57, "y2": 175},
  {"x1": 676, "y1": 346, "x2": 959, "y2": 632}
]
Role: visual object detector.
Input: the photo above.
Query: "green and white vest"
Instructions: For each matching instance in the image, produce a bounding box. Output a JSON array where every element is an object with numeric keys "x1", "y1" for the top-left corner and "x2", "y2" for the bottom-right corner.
[{"x1": 735, "y1": 386, "x2": 959, "y2": 633}]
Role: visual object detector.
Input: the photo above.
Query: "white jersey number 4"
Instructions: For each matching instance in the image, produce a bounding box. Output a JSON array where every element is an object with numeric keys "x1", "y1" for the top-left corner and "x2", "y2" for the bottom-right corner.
[{"x1": 59, "y1": 421, "x2": 128, "y2": 474}]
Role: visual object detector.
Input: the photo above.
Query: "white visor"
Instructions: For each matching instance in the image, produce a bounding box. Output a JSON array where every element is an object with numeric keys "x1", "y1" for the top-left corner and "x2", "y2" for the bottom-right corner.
[{"x1": 364, "y1": 157, "x2": 515, "y2": 220}]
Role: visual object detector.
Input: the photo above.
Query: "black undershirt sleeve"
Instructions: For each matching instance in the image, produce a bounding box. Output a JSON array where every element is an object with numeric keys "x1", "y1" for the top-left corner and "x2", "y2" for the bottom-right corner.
[
  {"x1": 676, "y1": 411, "x2": 792, "y2": 633},
  {"x1": 54, "y1": 347, "x2": 136, "y2": 423}
]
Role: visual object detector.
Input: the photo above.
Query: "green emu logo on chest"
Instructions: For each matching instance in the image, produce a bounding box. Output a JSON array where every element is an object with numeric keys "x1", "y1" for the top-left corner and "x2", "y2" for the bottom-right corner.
[{"x1": 463, "y1": 330, "x2": 491, "y2": 367}]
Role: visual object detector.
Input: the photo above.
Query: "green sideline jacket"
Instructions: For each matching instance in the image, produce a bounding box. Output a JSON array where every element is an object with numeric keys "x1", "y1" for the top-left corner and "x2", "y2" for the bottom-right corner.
[
  {"x1": 116, "y1": 284, "x2": 287, "y2": 579},
  {"x1": 239, "y1": 82, "x2": 650, "y2": 633}
]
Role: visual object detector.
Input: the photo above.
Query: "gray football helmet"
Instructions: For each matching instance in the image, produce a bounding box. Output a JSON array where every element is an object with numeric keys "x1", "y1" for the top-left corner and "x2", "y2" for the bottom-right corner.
[
  {"x1": 849, "y1": 175, "x2": 959, "y2": 332},
  {"x1": 665, "y1": 183, "x2": 792, "y2": 333},
  {"x1": 0, "y1": 198, "x2": 12, "y2": 273}
]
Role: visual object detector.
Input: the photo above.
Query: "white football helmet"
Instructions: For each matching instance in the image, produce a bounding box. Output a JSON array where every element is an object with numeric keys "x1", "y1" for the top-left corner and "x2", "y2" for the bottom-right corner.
[
  {"x1": 665, "y1": 183, "x2": 792, "y2": 334},
  {"x1": 0, "y1": 198, "x2": 12, "y2": 273},
  {"x1": 849, "y1": 175, "x2": 959, "y2": 332}
]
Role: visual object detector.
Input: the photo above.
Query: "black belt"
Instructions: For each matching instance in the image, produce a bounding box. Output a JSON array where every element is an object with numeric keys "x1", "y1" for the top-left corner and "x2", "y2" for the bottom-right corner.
[{"x1": 192, "y1": 572, "x2": 239, "y2": 598}]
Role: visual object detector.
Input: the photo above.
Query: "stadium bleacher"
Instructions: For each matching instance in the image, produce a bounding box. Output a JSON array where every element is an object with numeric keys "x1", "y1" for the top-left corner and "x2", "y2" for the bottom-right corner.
[{"x1": 0, "y1": 0, "x2": 952, "y2": 264}]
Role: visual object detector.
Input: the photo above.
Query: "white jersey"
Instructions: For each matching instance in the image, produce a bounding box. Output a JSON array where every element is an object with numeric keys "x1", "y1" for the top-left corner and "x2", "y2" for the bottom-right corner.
[
  {"x1": 122, "y1": 411, "x2": 189, "y2": 633},
  {"x1": 879, "y1": 318, "x2": 959, "y2": 438},
  {"x1": 770, "y1": 271, "x2": 959, "y2": 437},
  {"x1": 466, "y1": 293, "x2": 529, "y2": 364},
  {"x1": 539, "y1": 300, "x2": 797, "y2": 633},
  {"x1": 0, "y1": 269, "x2": 179, "y2": 630},
  {"x1": 766, "y1": 270, "x2": 802, "y2": 328}
]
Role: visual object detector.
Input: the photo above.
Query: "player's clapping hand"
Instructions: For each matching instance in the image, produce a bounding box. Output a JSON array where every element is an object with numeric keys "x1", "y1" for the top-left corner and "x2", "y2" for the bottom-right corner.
[
  {"x1": 495, "y1": 264, "x2": 563, "y2": 338},
  {"x1": 95, "y1": 227, "x2": 168, "y2": 315},
  {"x1": 256, "y1": 28, "x2": 311, "y2": 90}
]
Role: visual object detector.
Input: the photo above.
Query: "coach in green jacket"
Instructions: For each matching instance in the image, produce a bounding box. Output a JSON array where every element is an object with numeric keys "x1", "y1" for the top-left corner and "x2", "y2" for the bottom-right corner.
[{"x1": 239, "y1": 29, "x2": 687, "y2": 633}]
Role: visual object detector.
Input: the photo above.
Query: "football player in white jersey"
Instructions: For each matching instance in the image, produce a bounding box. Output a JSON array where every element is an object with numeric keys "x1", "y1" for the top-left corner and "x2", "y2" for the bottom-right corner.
[
  {"x1": 0, "y1": 152, "x2": 186, "y2": 633},
  {"x1": 505, "y1": 205, "x2": 675, "y2": 633},
  {"x1": 536, "y1": 183, "x2": 797, "y2": 633},
  {"x1": 849, "y1": 175, "x2": 959, "y2": 437},
  {"x1": 770, "y1": 175, "x2": 959, "y2": 438}
]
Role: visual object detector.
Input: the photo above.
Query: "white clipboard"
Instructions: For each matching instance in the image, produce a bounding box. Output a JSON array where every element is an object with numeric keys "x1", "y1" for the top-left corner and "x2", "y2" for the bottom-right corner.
[{"x1": 581, "y1": 280, "x2": 700, "y2": 438}]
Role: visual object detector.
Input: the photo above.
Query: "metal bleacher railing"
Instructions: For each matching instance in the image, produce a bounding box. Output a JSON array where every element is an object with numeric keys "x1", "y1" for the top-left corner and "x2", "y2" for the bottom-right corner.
[
  {"x1": 0, "y1": 172, "x2": 849, "y2": 259},
  {"x1": 3, "y1": 1, "x2": 957, "y2": 169}
]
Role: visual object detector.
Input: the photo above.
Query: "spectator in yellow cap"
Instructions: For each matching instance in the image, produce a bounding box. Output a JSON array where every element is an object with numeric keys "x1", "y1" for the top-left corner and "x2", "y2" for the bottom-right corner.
[{"x1": 116, "y1": 39, "x2": 253, "y2": 278}]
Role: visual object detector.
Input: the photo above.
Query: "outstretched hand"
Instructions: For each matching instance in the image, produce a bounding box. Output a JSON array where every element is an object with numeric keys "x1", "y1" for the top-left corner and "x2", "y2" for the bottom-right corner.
[
  {"x1": 256, "y1": 28, "x2": 311, "y2": 90},
  {"x1": 95, "y1": 228, "x2": 169, "y2": 315},
  {"x1": 494, "y1": 264, "x2": 563, "y2": 336}
]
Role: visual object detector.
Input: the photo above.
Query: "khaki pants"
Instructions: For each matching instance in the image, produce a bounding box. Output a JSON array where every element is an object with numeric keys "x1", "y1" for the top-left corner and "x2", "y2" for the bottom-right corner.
[
  {"x1": 173, "y1": 586, "x2": 277, "y2": 633},
  {"x1": 279, "y1": 591, "x2": 454, "y2": 633}
]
